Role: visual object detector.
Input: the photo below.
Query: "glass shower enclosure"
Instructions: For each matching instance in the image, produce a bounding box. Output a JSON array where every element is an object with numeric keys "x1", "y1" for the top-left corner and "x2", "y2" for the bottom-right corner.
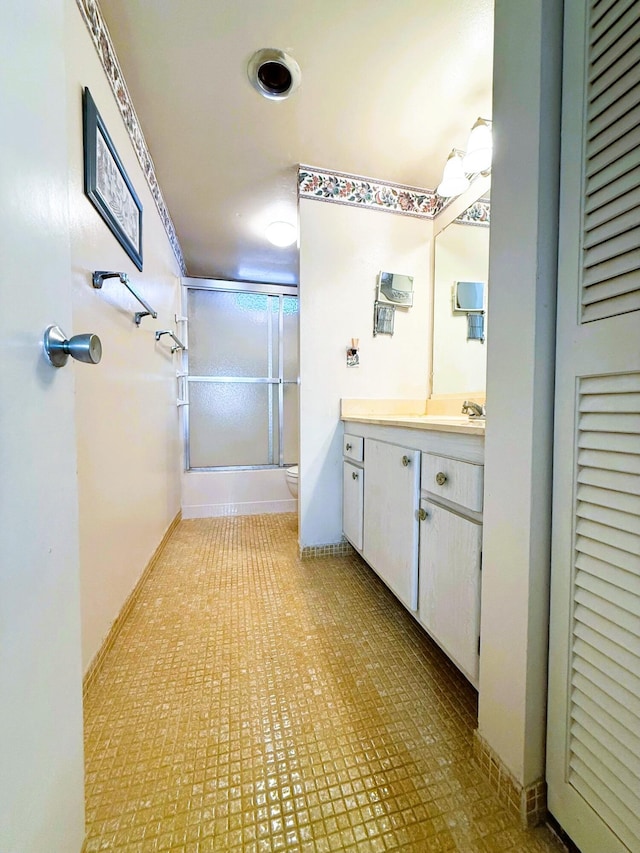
[{"x1": 185, "y1": 282, "x2": 299, "y2": 470}]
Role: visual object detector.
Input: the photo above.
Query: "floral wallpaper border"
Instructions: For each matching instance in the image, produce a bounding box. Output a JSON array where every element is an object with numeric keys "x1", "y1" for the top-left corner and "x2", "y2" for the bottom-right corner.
[
  {"x1": 456, "y1": 200, "x2": 490, "y2": 227},
  {"x1": 76, "y1": 0, "x2": 187, "y2": 275},
  {"x1": 298, "y1": 166, "x2": 490, "y2": 226},
  {"x1": 298, "y1": 166, "x2": 448, "y2": 219}
]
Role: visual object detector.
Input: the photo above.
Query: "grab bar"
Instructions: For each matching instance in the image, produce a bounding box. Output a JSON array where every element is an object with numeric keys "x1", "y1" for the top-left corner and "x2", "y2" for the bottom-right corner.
[
  {"x1": 92, "y1": 271, "x2": 158, "y2": 326},
  {"x1": 155, "y1": 329, "x2": 187, "y2": 353}
]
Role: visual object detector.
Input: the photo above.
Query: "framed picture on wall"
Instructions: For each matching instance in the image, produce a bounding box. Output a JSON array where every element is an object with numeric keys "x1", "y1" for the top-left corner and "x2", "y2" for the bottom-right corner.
[{"x1": 83, "y1": 87, "x2": 143, "y2": 270}]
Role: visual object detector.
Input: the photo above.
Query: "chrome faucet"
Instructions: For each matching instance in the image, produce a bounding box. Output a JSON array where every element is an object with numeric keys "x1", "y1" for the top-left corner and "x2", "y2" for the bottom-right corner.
[{"x1": 462, "y1": 400, "x2": 486, "y2": 419}]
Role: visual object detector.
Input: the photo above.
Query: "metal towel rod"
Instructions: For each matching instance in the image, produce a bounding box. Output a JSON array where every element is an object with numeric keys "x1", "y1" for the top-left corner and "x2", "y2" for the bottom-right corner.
[
  {"x1": 92, "y1": 270, "x2": 158, "y2": 326},
  {"x1": 155, "y1": 329, "x2": 187, "y2": 353}
]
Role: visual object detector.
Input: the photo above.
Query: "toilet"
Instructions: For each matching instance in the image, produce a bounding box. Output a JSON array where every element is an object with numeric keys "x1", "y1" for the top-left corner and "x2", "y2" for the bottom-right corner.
[{"x1": 285, "y1": 465, "x2": 298, "y2": 498}]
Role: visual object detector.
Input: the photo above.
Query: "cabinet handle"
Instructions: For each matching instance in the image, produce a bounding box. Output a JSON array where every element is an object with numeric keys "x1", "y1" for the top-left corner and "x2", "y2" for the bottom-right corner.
[
  {"x1": 402, "y1": 455, "x2": 410, "y2": 467},
  {"x1": 352, "y1": 471, "x2": 359, "y2": 480},
  {"x1": 346, "y1": 443, "x2": 352, "y2": 451},
  {"x1": 416, "y1": 507, "x2": 428, "y2": 521},
  {"x1": 435, "y1": 472, "x2": 447, "y2": 485}
]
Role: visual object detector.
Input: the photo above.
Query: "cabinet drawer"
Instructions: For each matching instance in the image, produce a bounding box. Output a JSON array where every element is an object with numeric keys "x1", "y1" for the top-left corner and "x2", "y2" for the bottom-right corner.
[
  {"x1": 343, "y1": 433, "x2": 364, "y2": 462},
  {"x1": 422, "y1": 454, "x2": 483, "y2": 512}
]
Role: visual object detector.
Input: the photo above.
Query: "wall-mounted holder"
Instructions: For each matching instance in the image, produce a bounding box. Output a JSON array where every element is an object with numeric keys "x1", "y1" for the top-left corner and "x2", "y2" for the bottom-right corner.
[
  {"x1": 373, "y1": 302, "x2": 395, "y2": 336},
  {"x1": 174, "y1": 313, "x2": 188, "y2": 349},
  {"x1": 43, "y1": 325, "x2": 102, "y2": 368},
  {"x1": 452, "y1": 280, "x2": 485, "y2": 343},
  {"x1": 347, "y1": 338, "x2": 360, "y2": 367},
  {"x1": 155, "y1": 329, "x2": 187, "y2": 353},
  {"x1": 466, "y1": 313, "x2": 485, "y2": 342},
  {"x1": 92, "y1": 270, "x2": 158, "y2": 326}
]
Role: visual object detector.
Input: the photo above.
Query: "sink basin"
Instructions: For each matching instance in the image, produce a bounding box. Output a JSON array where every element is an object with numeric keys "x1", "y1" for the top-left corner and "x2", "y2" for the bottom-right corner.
[
  {"x1": 392, "y1": 415, "x2": 485, "y2": 428},
  {"x1": 412, "y1": 414, "x2": 483, "y2": 423}
]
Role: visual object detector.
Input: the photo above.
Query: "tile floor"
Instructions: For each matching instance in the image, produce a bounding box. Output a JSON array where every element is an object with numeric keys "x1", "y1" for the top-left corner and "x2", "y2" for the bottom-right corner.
[{"x1": 83, "y1": 514, "x2": 566, "y2": 852}]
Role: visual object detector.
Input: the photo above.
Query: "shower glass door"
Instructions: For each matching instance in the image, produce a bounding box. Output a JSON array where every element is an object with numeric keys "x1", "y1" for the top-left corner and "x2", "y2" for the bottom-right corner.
[{"x1": 186, "y1": 284, "x2": 299, "y2": 470}]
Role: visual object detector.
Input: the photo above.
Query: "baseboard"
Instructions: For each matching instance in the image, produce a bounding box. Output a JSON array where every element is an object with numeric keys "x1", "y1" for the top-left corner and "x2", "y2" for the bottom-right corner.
[
  {"x1": 472, "y1": 730, "x2": 547, "y2": 828},
  {"x1": 182, "y1": 499, "x2": 297, "y2": 519},
  {"x1": 83, "y1": 510, "x2": 182, "y2": 698},
  {"x1": 300, "y1": 539, "x2": 355, "y2": 559}
]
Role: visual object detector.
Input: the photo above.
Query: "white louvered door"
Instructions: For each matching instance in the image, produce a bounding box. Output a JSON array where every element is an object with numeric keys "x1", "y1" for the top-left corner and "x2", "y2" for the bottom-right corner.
[{"x1": 547, "y1": 2, "x2": 640, "y2": 851}]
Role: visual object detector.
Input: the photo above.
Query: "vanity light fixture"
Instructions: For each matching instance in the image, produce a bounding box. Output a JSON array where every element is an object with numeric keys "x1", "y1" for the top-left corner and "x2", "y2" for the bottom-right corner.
[
  {"x1": 436, "y1": 118, "x2": 493, "y2": 199},
  {"x1": 265, "y1": 220, "x2": 297, "y2": 247},
  {"x1": 436, "y1": 149, "x2": 470, "y2": 198},
  {"x1": 463, "y1": 118, "x2": 493, "y2": 175}
]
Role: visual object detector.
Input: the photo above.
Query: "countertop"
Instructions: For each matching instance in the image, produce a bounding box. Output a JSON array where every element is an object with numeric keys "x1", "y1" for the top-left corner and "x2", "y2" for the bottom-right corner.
[{"x1": 341, "y1": 413, "x2": 485, "y2": 436}]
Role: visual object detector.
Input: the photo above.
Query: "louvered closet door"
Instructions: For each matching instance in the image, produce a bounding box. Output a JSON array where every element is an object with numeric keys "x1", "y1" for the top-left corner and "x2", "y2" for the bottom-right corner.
[{"x1": 547, "y1": 2, "x2": 640, "y2": 851}]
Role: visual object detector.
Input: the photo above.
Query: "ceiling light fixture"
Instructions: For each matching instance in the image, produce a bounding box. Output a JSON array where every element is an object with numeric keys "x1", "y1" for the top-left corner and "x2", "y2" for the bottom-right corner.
[
  {"x1": 265, "y1": 221, "x2": 297, "y2": 247},
  {"x1": 248, "y1": 48, "x2": 301, "y2": 101},
  {"x1": 436, "y1": 118, "x2": 493, "y2": 199}
]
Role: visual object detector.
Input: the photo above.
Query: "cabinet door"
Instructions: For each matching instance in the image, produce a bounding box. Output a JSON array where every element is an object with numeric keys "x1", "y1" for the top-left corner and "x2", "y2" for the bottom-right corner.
[
  {"x1": 419, "y1": 501, "x2": 482, "y2": 684},
  {"x1": 363, "y1": 439, "x2": 420, "y2": 610},
  {"x1": 343, "y1": 461, "x2": 364, "y2": 551}
]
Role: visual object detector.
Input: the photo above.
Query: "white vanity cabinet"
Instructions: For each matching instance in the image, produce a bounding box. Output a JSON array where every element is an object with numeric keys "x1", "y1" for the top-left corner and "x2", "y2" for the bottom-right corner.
[
  {"x1": 340, "y1": 418, "x2": 484, "y2": 686},
  {"x1": 362, "y1": 439, "x2": 420, "y2": 611},
  {"x1": 342, "y1": 434, "x2": 364, "y2": 550},
  {"x1": 418, "y1": 452, "x2": 483, "y2": 686}
]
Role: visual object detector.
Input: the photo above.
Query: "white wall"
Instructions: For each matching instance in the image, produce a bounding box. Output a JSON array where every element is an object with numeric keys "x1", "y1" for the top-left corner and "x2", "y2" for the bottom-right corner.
[
  {"x1": 66, "y1": 0, "x2": 183, "y2": 671},
  {"x1": 432, "y1": 223, "x2": 489, "y2": 395},
  {"x1": 299, "y1": 199, "x2": 431, "y2": 547},
  {"x1": 478, "y1": 0, "x2": 562, "y2": 786},
  {"x1": 0, "y1": 0, "x2": 85, "y2": 848}
]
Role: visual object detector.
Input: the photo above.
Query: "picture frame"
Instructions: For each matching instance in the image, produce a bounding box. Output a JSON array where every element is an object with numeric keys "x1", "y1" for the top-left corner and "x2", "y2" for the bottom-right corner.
[{"x1": 83, "y1": 87, "x2": 143, "y2": 271}]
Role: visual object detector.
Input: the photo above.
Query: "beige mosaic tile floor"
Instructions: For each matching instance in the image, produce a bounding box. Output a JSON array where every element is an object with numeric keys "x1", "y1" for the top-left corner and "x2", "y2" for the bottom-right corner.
[{"x1": 84, "y1": 514, "x2": 566, "y2": 852}]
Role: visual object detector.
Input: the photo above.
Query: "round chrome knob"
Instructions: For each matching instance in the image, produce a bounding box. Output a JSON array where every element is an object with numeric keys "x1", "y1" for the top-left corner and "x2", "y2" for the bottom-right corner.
[
  {"x1": 44, "y1": 325, "x2": 102, "y2": 368},
  {"x1": 402, "y1": 455, "x2": 410, "y2": 467},
  {"x1": 67, "y1": 333, "x2": 102, "y2": 364},
  {"x1": 436, "y1": 472, "x2": 447, "y2": 485}
]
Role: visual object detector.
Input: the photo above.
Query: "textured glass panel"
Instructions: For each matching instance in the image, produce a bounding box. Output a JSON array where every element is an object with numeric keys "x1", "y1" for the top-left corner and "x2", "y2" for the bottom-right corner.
[
  {"x1": 283, "y1": 382, "x2": 299, "y2": 464},
  {"x1": 282, "y1": 296, "x2": 299, "y2": 380},
  {"x1": 270, "y1": 384, "x2": 280, "y2": 465},
  {"x1": 189, "y1": 381, "x2": 270, "y2": 468},
  {"x1": 188, "y1": 289, "x2": 270, "y2": 377},
  {"x1": 269, "y1": 296, "x2": 279, "y2": 379}
]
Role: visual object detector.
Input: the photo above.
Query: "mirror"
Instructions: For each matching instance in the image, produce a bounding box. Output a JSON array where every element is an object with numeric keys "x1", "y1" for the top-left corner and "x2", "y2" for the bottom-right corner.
[
  {"x1": 432, "y1": 206, "x2": 490, "y2": 395},
  {"x1": 377, "y1": 271, "x2": 414, "y2": 307}
]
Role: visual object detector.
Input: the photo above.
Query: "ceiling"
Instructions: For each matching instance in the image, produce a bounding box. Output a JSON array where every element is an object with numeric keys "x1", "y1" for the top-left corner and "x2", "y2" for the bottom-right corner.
[{"x1": 99, "y1": 0, "x2": 494, "y2": 285}]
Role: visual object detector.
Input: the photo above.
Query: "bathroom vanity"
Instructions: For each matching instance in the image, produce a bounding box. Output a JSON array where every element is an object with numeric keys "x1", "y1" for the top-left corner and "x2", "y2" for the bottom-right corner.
[{"x1": 341, "y1": 404, "x2": 485, "y2": 687}]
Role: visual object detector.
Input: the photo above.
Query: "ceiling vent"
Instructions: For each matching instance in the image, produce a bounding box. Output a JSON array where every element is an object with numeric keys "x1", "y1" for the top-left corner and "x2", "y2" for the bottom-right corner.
[{"x1": 247, "y1": 48, "x2": 301, "y2": 101}]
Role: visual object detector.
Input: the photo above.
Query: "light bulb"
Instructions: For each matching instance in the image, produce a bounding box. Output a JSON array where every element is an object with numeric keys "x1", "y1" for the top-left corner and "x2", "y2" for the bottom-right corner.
[
  {"x1": 265, "y1": 221, "x2": 297, "y2": 247},
  {"x1": 463, "y1": 118, "x2": 492, "y2": 174},
  {"x1": 436, "y1": 150, "x2": 470, "y2": 198}
]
